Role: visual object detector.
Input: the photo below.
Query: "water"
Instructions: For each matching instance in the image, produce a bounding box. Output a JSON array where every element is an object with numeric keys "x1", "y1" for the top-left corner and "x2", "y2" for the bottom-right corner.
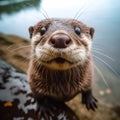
[{"x1": 0, "y1": 0, "x2": 120, "y2": 105}]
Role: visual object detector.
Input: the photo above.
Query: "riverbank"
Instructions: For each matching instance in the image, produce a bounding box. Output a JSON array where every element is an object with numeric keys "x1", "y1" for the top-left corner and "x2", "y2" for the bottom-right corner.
[
  {"x1": 0, "y1": 33, "x2": 120, "y2": 120},
  {"x1": 0, "y1": 32, "x2": 30, "y2": 73}
]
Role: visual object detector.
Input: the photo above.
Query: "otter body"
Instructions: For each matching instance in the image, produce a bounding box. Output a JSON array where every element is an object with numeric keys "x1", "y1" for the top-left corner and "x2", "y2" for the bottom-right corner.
[{"x1": 28, "y1": 18, "x2": 97, "y2": 119}]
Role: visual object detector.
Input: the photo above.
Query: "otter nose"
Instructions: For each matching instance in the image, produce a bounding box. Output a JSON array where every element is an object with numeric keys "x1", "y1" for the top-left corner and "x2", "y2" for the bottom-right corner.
[{"x1": 49, "y1": 34, "x2": 72, "y2": 48}]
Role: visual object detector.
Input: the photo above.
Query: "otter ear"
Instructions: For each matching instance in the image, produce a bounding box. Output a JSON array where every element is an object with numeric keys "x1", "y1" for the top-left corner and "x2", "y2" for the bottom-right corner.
[
  {"x1": 90, "y1": 27, "x2": 95, "y2": 39},
  {"x1": 29, "y1": 26, "x2": 34, "y2": 39}
]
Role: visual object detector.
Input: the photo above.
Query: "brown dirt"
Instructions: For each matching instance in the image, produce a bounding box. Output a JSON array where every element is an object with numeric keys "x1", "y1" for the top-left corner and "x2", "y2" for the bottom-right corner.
[{"x1": 0, "y1": 33, "x2": 30, "y2": 73}]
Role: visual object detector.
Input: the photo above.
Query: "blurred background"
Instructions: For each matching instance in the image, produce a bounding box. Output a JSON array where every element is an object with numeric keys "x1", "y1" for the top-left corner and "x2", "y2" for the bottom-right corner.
[{"x1": 0, "y1": 0, "x2": 120, "y2": 120}]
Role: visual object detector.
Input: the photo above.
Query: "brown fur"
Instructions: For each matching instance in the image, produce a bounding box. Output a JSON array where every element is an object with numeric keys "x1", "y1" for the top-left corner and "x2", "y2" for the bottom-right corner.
[
  {"x1": 28, "y1": 18, "x2": 94, "y2": 102},
  {"x1": 28, "y1": 55, "x2": 93, "y2": 101}
]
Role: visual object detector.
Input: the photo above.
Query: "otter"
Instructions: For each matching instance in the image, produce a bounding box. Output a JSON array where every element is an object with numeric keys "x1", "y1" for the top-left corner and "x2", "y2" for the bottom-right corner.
[{"x1": 28, "y1": 18, "x2": 97, "y2": 119}]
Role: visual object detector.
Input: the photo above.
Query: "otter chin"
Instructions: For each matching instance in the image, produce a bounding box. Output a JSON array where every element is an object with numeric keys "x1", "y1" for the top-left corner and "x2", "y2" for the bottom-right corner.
[
  {"x1": 28, "y1": 18, "x2": 98, "y2": 119},
  {"x1": 41, "y1": 57, "x2": 74, "y2": 70}
]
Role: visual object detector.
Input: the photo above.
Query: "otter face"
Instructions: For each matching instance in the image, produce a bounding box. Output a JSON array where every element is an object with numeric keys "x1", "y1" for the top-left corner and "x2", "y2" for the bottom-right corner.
[{"x1": 29, "y1": 19, "x2": 94, "y2": 70}]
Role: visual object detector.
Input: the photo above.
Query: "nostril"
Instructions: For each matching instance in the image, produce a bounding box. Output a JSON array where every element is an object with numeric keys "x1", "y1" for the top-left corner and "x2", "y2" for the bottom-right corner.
[
  {"x1": 65, "y1": 39, "x2": 71, "y2": 45},
  {"x1": 51, "y1": 39, "x2": 55, "y2": 45}
]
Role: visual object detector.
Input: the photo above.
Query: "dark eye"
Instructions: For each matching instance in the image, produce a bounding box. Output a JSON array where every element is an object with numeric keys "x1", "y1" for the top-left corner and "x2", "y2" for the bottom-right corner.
[
  {"x1": 74, "y1": 26, "x2": 81, "y2": 35},
  {"x1": 40, "y1": 26, "x2": 47, "y2": 35}
]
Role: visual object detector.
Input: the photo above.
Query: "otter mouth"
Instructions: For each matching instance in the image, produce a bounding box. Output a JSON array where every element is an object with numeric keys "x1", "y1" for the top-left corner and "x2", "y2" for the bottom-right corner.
[
  {"x1": 45, "y1": 57, "x2": 73, "y2": 64},
  {"x1": 54, "y1": 57, "x2": 67, "y2": 63}
]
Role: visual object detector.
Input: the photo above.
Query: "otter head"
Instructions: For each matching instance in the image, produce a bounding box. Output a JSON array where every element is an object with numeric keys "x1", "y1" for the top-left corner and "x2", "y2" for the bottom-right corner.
[{"x1": 29, "y1": 18, "x2": 94, "y2": 70}]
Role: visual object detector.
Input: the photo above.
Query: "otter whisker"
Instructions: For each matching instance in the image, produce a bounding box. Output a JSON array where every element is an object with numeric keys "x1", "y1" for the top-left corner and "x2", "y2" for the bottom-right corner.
[
  {"x1": 92, "y1": 50, "x2": 114, "y2": 61},
  {"x1": 40, "y1": 9, "x2": 48, "y2": 19},
  {"x1": 8, "y1": 45, "x2": 31, "y2": 53},
  {"x1": 73, "y1": 5, "x2": 86, "y2": 20},
  {"x1": 17, "y1": 56, "x2": 30, "y2": 65},
  {"x1": 17, "y1": 54, "x2": 35, "y2": 67},
  {"x1": 39, "y1": 50, "x2": 55, "y2": 58},
  {"x1": 41, "y1": 7, "x2": 49, "y2": 19},
  {"x1": 94, "y1": 64, "x2": 109, "y2": 88},
  {"x1": 75, "y1": 6, "x2": 88, "y2": 20},
  {"x1": 92, "y1": 48, "x2": 103, "y2": 52},
  {"x1": 7, "y1": 44, "x2": 18, "y2": 50},
  {"x1": 25, "y1": 54, "x2": 35, "y2": 60},
  {"x1": 93, "y1": 55, "x2": 119, "y2": 77}
]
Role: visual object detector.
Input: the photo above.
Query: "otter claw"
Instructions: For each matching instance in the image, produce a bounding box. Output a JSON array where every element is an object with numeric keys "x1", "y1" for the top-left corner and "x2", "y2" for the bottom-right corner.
[
  {"x1": 37, "y1": 105, "x2": 55, "y2": 120},
  {"x1": 82, "y1": 90, "x2": 98, "y2": 111},
  {"x1": 36, "y1": 98, "x2": 60, "y2": 120}
]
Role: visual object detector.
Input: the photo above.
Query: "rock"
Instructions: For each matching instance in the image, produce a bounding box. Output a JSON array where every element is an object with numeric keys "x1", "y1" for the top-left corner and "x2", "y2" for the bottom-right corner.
[{"x1": 0, "y1": 59, "x2": 36, "y2": 120}]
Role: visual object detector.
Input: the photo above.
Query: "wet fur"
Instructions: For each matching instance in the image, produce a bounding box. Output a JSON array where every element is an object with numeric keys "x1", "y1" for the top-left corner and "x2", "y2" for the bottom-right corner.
[
  {"x1": 28, "y1": 55, "x2": 93, "y2": 101},
  {"x1": 28, "y1": 18, "x2": 97, "y2": 116}
]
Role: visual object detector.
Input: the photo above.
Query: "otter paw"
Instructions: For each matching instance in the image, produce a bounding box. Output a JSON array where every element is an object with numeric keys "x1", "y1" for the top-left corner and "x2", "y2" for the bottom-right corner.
[
  {"x1": 82, "y1": 90, "x2": 98, "y2": 111},
  {"x1": 36, "y1": 104, "x2": 57, "y2": 120}
]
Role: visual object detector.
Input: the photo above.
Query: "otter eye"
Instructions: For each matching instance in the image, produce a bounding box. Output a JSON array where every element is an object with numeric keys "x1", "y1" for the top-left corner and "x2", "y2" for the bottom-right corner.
[
  {"x1": 74, "y1": 27, "x2": 81, "y2": 35},
  {"x1": 40, "y1": 26, "x2": 46, "y2": 35}
]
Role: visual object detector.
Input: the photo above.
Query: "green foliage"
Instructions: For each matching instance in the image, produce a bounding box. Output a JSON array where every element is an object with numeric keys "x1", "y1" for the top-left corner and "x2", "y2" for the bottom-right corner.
[{"x1": 0, "y1": 0, "x2": 41, "y2": 16}]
